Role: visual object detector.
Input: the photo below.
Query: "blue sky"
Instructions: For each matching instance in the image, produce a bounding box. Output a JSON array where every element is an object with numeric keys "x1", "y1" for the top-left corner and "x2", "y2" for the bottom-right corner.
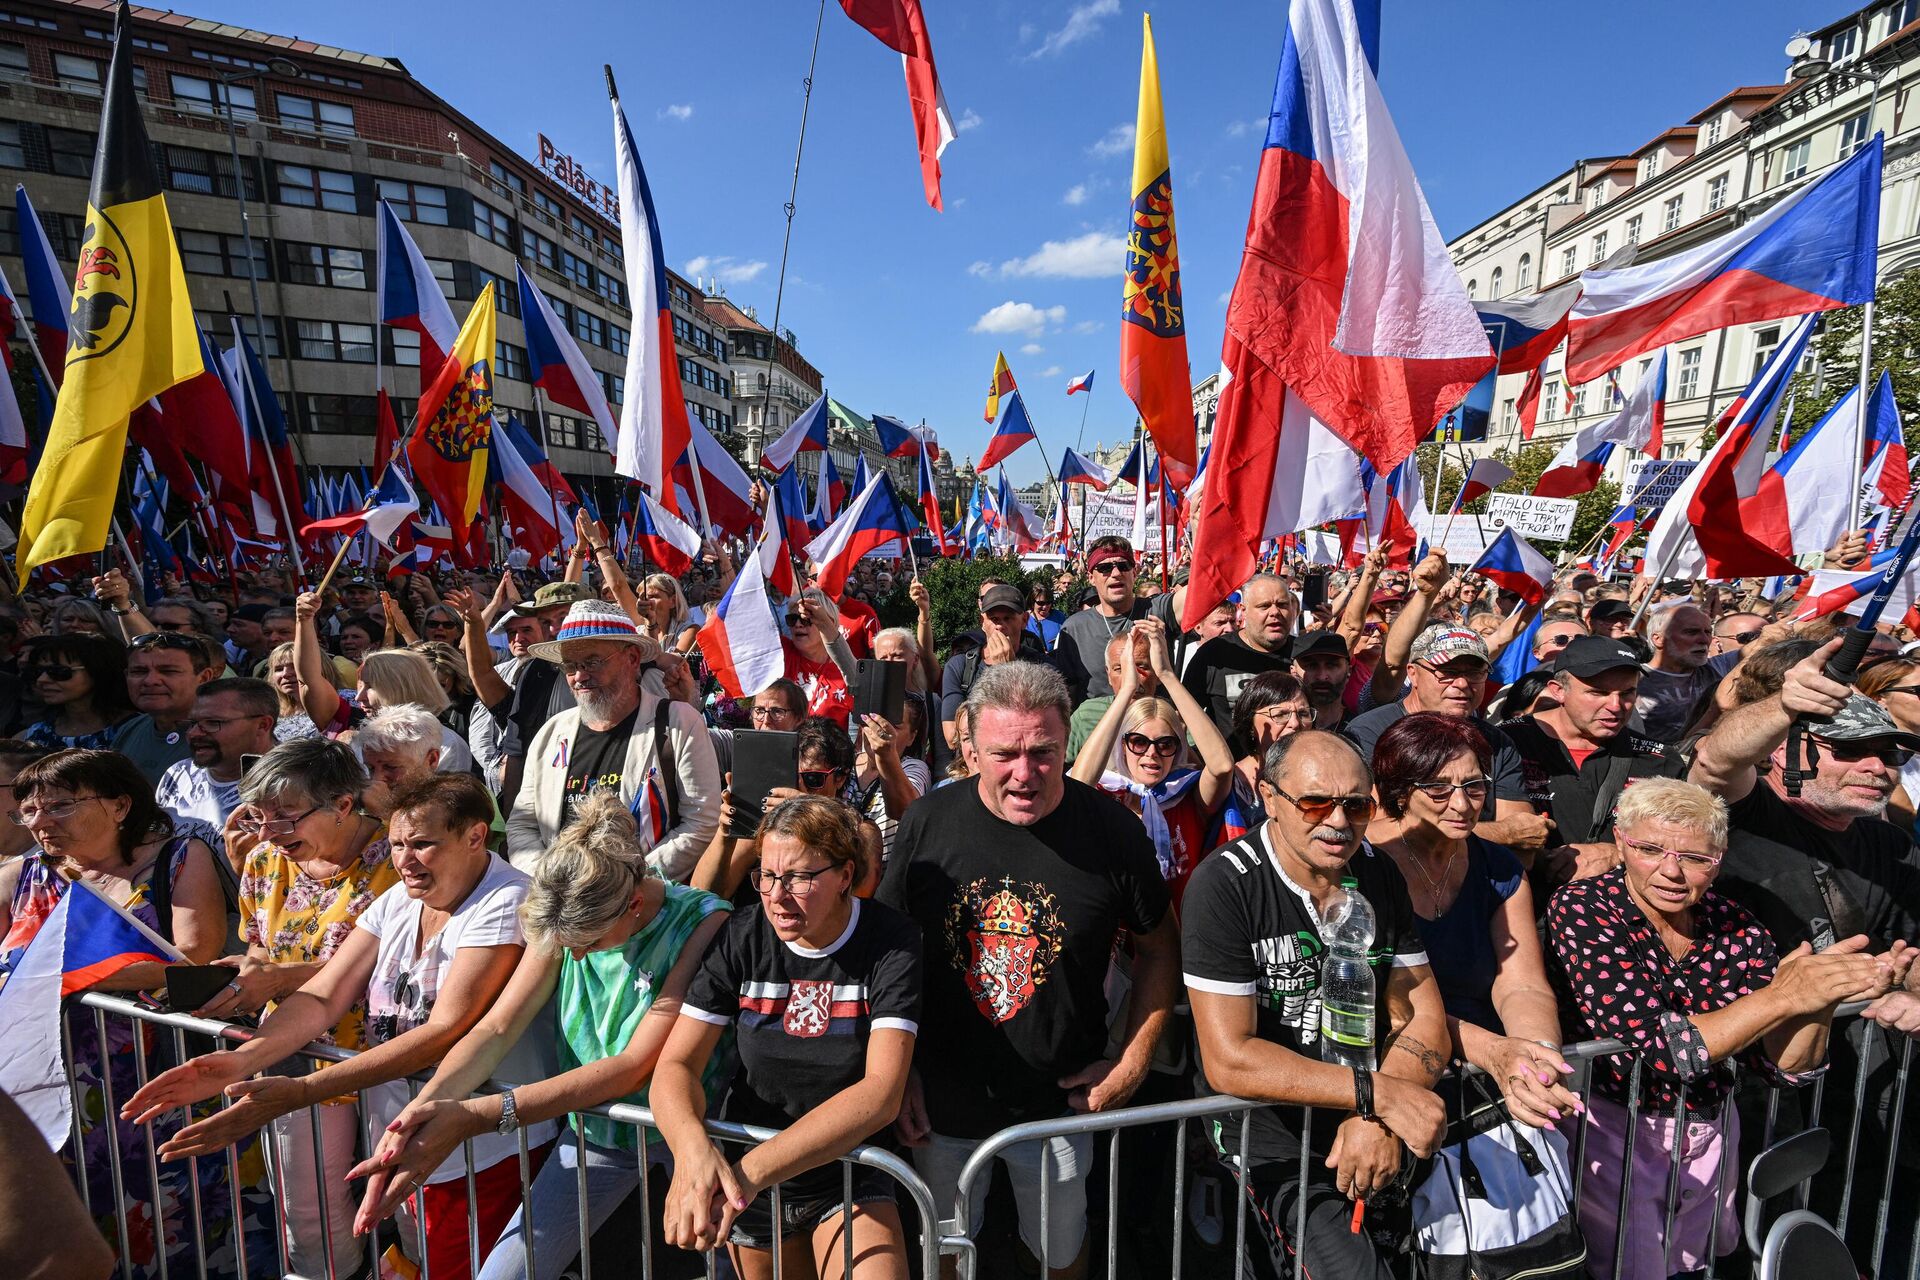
[{"x1": 197, "y1": 0, "x2": 1831, "y2": 484}]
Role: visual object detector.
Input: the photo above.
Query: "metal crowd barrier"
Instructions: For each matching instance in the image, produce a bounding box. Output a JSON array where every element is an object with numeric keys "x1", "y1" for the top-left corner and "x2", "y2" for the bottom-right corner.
[{"x1": 55, "y1": 993, "x2": 1920, "y2": 1280}]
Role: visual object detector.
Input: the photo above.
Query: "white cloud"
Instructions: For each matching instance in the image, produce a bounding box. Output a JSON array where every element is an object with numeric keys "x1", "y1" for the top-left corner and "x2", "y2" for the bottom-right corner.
[
  {"x1": 1021, "y1": 342, "x2": 1046, "y2": 356},
  {"x1": 967, "y1": 260, "x2": 993, "y2": 278},
  {"x1": 996, "y1": 231, "x2": 1126, "y2": 280},
  {"x1": 1039, "y1": 366, "x2": 1064, "y2": 378},
  {"x1": 1062, "y1": 183, "x2": 1090, "y2": 206},
  {"x1": 954, "y1": 108, "x2": 983, "y2": 133},
  {"x1": 1089, "y1": 122, "x2": 1135, "y2": 158},
  {"x1": 1072, "y1": 319, "x2": 1102, "y2": 335},
  {"x1": 1217, "y1": 290, "x2": 1232, "y2": 305},
  {"x1": 1030, "y1": 0, "x2": 1120, "y2": 58},
  {"x1": 1225, "y1": 117, "x2": 1266, "y2": 139},
  {"x1": 683, "y1": 255, "x2": 768, "y2": 287},
  {"x1": 659, "y1": 103, "x2": 694, "y2": 122},
  {"x1": 972, "y1": 301, "x2": 1068, "y2": 336}
]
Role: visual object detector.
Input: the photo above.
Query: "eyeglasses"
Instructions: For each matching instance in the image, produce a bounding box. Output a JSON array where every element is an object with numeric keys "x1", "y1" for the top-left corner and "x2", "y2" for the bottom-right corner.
[
  {"x1": 181, "y1": 716, "x2": 255, "y2": 734},
  {"x1": 424, "y1": 618, "x2": 462, "y2": 631},
  {"x1": 1411, "y1": 777, "x2": 1492, "y2": 805},
  {"x1": 1088, "y1": 560, "x2": 1135, "y2": 577},
  {"x1": 798, "y1": 769, "x2": 844, "y2": 789},
  {"x1": 558, "y1": 655, "x2": 614, "y2": 677},
  {"x1": 751, "y1": 705, "x2": 799, "y2": 723},
  {"x1": 25, "y1": 664, "x2": 77, "y2": 682},
  {"x1": 1416, "y1": 662, "x2": 1487, "y2": 685},
  {"x1": 749, "y1": 865, "x2": 838, "y2": 896},
  {"x1": 1255, "y1": 707, "x2": 1311, "y2": 726},
  {"x1": 1269, "y1": 788, "x2": 1376, "y2": 823},
  {"x1": 784, "y1": 613, "x2": 811, "y2": 628},
  {"x1": 1881, "y1": 686, "x2": 1920, "y2": 699},
  {"x1": 9, "y1": 795, "x2": 106, "y2": 825},
  {"x1": 1122, "y1": 732, "x2": 1180, "y2": 758},
  {"x1": 1715, "y1": 629, "x2": 1763, "y2": 645},
  {"x1": 1620, "y1": 837, "x2": 1722, "y2": 873},
  {"x1": 130, "y1": 632, "x2": 204, "y2": 654},
  {"x1": 1810, "y1": 737, "x2": 1916, "y2": 768},
  {"x1": 234, "y1": 804, "x2": 324, "y2": 838}
]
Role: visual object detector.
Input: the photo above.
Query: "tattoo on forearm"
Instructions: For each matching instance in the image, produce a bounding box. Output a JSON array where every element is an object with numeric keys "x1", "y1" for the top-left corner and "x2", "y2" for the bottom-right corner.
[{"x1": 1389, "y1": 1032, "x2": 1446, "y2": 1081}]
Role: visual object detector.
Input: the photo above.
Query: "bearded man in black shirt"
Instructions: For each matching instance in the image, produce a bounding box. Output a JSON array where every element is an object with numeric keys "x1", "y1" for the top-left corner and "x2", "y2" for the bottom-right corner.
[{"x1": 881, "y1": 660, "x2": 1179, "y2": 1279}]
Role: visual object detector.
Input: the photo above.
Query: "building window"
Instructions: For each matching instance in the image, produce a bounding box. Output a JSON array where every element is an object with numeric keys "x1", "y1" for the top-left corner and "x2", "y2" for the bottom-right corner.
[
  {"x1": 1587, "y1": 186, "x2": 1604, "y2": 211},
  {"x1": 170, "y1": 74, "x2": 254, "y2": 119},
  {"x1": 295, "y1": 319, "x2": 375, "y2": 364},
  {"x1": 1829, "y1": 25, "x2": 1860, "y2": 62},
  {"x1": 594, "y1": 272, "x2": 626, "y2": 309},
  {"x1": 421, "y1": 258, "x2": 456, "y2": 299},
  {"x1": 200, "y1": 313, "x2": 282, "y2": 358},
  {"x1": 1706, "y1": 173, "x2": 1729, "y2": 212},
  {"x1": 600, "y1": 370, "x2": 625, "y2": 404},
  {"x1": 1623, "y1": 214, "x2": 1642, "y2": 245},
  {"x1": 276, "y1": 163, "x2": 357, "y2": 213},
  {"x1": 0, "y1": 42, "x2": 26, "y2": 75},
  {"x1": 376, "y1": 179, "x2": 448, "y2": 225},
  {"x1": 472, "y1": 200, "x2": 513, "y2": 249},
  {"x1": 0, "y1": 121, "x2": 22, "y2": 169},
  {"x1": 53, "y1": 53, "x2": 102, "y2": 93},
  {"x1": 609, "y1": 323, "x2": 629, "y2": 357},
  {"x1": 1560, "y1": 246, "x2": 1578, "y2": 279},
  {"x1": 471, "y1": 266, "x2": 518, "y2": 317},
  {"x1": 1516, "y1": 253, "x2": 1532, "y2": 290},
  {"x1": 1500, "y1": 398, "x2": 1516, "y2": 431},
  {"x1": 522, "y1": 229, "x2": 559, "y2": 272},
  {"x1": 1781, "y1": 139, "x2": 1812, "y2": 182},
  {"x1": 571, "y1": 307, "x2": 606, "y2": 348},
  {"x1": 494, "y1": 341, "x2": 528, "y2": 382},
  {"x1": 162, "y1": 145, "x2": 258, "y2": 200},
  {"x1": 282, "y1": 243, "x2": 367, "y2": 289},
  {"x1": 301, "y1": 393, "x2": 373, "y2": 435},
  {"x1": 277, "y1": 93, "x2": 355, "y2": 137},
  {"x1": 178, "y1": 229, "x2": 267, "y2": 280},
  {"x1": 1543, "y1": 381, "x2": 1560, "y2": 423},
  {"x1": 1677, "y1": 347, "x2": 1702, "y2": 399},
  {"x1": 1751, "y1": 325, "x2": 1781, "y2": 377},
  {"x1": 1662, "y1": 194, "x2": 1684, "y2": 232},
  {"x1": 1489, "y1": 266, "x2": 1504, "y2": 297},
  {"x1": 1705, "y1": 116, "x2": 1723, "y2": 148},
  {"x1": 560, "y1": 250, "x2": 593, "y2": 291},
  {"x1": 1642, "y1": 152, "x2": 1660, "y2": 181},
  {"x1": 1840, "y1": 111, "x2": 1873, "y2": 159},
  {"x1": 0, "y1": 204, "x2": 15, "y2": 255},
  {"x1": 387, "y1": 328, "x2": 420, "y2": 367},
  {"x1": 1590, "y1": 232, "x2": 1608, "y2": 265},
  {"x1": 488, "y1": 160, "x2": 526, "y2": 197},
  {"x1": 532, "y1": 190, "x2": 563, "y2": 225},
  {"x1": 1572, "y1": 385, "x2": 1588, "y2": 417}
]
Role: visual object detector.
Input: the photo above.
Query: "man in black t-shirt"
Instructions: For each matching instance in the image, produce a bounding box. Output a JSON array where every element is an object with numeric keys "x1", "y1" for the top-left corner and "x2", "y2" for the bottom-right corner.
[
  {"x1": 1182, "y1": 731, "x2": 1446, "y2": 1279},
  {"x1": 1181, "y1": 572, "x2": 1297, "y2": 738},
  {"x1": 880, "y1": 659, "x2": 1178, "y2": 1277}
]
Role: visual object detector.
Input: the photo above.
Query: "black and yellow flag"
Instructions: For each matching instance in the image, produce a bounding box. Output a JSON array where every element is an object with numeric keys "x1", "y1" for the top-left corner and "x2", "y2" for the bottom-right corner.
[{"x1": 18, "y1": 3, "x2": 200, "y2": 574}]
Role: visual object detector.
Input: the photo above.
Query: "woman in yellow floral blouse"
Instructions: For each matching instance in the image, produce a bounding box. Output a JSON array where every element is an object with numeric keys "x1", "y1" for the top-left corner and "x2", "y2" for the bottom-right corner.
[{"x1": 204, "y1": 736, "x2": 398, "y2": 1280}]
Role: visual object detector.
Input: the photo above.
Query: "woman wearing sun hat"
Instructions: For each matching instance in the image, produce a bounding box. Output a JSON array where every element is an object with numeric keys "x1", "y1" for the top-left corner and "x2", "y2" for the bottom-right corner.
[{"x1": 503, "y1": 600, "x2": 722, "y2": 881}]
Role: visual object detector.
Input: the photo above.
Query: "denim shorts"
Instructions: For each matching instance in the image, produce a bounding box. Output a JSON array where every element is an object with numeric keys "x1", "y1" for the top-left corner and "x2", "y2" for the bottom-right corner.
[{"x1": 728, "y1": 1165, "x2": 899, "y2": 1250}]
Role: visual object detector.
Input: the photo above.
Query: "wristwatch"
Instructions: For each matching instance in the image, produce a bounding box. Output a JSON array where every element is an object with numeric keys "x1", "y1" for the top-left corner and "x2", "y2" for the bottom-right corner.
[{"x1": 496, "y1": 1088, "x2": 520, "y2": 1136}]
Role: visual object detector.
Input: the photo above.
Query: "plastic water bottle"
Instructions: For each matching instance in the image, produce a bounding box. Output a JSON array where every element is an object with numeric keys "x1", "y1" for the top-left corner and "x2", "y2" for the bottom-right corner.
[{"x1": 1318, "y1": 878, "x2": 1377, "y2": 1070}]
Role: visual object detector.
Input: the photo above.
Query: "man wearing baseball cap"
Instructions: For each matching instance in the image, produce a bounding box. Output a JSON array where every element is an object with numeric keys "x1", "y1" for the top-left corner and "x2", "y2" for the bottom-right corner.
[
  {"x1": 1290, "y1": 630, "x2": 1353, "y2": 732},
  {"x1": 466, "y1": 579, "x2": 593, "y2": 804},
  {"x1": 1502, "y1": 636, "x2": 1686, "y2": 885}
]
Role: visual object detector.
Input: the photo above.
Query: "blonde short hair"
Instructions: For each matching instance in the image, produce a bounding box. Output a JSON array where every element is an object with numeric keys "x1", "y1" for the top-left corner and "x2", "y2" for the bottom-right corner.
[{"x1": 1612, "y1": 777, "x2": 1728, "y2": 852}]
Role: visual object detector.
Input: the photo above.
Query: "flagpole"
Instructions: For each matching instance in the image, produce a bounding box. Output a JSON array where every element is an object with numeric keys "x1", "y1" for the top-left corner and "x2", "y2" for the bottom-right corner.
[
  {"x1": 1072, "y1": 385, "x2": 1093, "y2": 453},
  {"x1": 228, "y1": 313, "x2": 306, "y2": 580},
  {"x1": 529, "y1": 387, "x2": 567, "y2": 548}
]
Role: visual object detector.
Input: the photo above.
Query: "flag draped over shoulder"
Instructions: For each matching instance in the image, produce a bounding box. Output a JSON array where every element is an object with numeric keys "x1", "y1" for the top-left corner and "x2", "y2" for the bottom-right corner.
[
  {"x1": 407, "y1": 283, "x2": 498, "y2": 552},
  {"x1": 19, "y1": 10, "x2": 200, "y2": 575},
  {"x1": 1120, "y1": 14, "x2": 1196, "y2": 477}
]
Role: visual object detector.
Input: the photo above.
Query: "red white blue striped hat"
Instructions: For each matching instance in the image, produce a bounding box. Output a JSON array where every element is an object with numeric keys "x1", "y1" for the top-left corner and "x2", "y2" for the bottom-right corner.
[{"x1": 529, "y1": 600, "x2": 662, "y2": 664}]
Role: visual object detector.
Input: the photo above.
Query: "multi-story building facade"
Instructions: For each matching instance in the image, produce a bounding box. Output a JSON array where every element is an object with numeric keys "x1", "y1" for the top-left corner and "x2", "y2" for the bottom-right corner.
[
  {"x1": 1448, "y1": 0, "x2": 1920, "y2": 480},
  {"x1": 0, "y1": 0, "x2": 740, "y2": 508}
]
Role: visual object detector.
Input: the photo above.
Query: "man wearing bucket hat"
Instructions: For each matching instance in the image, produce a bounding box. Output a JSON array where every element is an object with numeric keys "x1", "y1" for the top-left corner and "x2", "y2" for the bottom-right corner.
[{"x1": 503, "y1": 600, "x2": 720, "y2": 879}]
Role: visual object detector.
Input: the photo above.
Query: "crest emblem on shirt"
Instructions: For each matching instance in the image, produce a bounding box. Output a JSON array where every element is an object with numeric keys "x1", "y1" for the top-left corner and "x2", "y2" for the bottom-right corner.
[
  {"x1": 784, "y1": 979, "x2": 834, "y2": 1038},
  {"x1": 946, "y1": 877, "x2": 1064, "y2": 1025}
]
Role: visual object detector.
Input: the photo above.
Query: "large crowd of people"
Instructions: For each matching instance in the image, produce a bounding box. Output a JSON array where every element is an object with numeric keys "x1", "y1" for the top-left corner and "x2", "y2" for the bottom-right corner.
[{"x1": 2, "y1": 534, "x2": 1918, "y2": 1280}]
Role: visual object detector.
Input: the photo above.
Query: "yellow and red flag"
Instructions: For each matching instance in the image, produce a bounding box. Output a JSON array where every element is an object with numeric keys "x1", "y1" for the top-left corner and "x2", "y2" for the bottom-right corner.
[
  {"x1": 1119, "y1": 13, "x2": 1196, "y2": 479},
  {"x1": 408, "y1": 283, "x2": 498, "y2": 552},
  {"x1": 18, "y1": 7, "x2": 200, "y2": 575},
  {"x1": 984, "y1": 349, "x2": 1017, "y2": 423}
]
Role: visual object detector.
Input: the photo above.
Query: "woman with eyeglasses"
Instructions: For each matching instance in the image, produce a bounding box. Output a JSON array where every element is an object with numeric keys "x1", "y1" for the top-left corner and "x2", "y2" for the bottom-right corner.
[
  {"x1": 19, "y1": 633, "x2": 134, "y2": 751},
  {"x1": 199, "y1": 736, "x2": 400, "y2": 1278},
  {"x1": 1544, "y1": 776, "x2": 1910, "y2": 1280},
  {"x1": 0, "y1": 749, "x2": 268, "y2": 1280},
  {"x1": 341, "y1": 788, "x2": 729, "y2": 1280},
  {"x1": 124, "y1": 774, "x2": 534, "y2": 1280},
  {"x1": 1367, "y1": 713, "x2": 1579, "y2": 1130},
  {"x1": 1858, "y1": 657, "x2": 1920, "y2": 833},
  {"x1": 1213, "y1": 671, "x2": 1315, "y2": 846},
  {"x1": 1069, "y1": 615, "x2": 1232, "y2": 906},
  {"x1": 657, "y1": 796, "x2": 921, "y2": 1279}
]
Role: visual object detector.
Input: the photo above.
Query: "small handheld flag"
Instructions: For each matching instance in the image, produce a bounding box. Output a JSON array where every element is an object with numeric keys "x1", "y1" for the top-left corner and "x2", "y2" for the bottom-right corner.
[{"x1": 1468, "y1": 527, "x2": 1555, "y2": 607}]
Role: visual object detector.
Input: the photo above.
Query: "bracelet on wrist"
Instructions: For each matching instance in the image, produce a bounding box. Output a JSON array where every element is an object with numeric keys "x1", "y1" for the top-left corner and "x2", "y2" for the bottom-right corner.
[{"x1": 1351, "y1": 1066, "x2": 1376, "y2": 1120}]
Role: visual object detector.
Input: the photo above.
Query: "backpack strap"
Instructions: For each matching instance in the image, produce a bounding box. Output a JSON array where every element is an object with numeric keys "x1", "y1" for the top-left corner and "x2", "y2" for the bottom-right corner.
[{"x1": 651, "y1": 697, "x2": 682, "y2": 830}]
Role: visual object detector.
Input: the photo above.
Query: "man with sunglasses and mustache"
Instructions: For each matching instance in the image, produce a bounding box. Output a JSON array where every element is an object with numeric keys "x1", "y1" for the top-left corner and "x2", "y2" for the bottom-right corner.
[
  {"x1": 1183, "y1": 730, "x2": 1447, "y2": 1277},
  {"x1": 1054, "y1": 536, "x2": 1153, "y2": 703}
]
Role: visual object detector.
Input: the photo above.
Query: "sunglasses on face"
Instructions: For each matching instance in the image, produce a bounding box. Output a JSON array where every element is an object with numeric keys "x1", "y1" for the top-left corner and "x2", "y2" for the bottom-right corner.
[
  {"x1": 785, "y1": 614, "x2": 811, "y2": 628},
  {"x1": 1088, "y1": 560, "x2": 1135, "y2": 577},
  {"x1": 1810, "y1": 737, "x2": 1915, "y2": 767},
  {"x1": 798, "y1": 769, "x2": 845, "y2": 789},
  {"x1": 1270, "y1": 788, "x2": 1376, "y2": 824},
  {"x1": 1411, "y1": 777, "x2": 1491, "y2": 804},
  {"x1": 1716, "y1": 629, "x2": 1762, "y2": 645},
  {"x1": 130, "y1": 632, "x2": 203, "y2": 653},
  {"x1": 1122, "y1": 732, "x2": 1180, "y2": 758},
  {"x1": 25, "y1": 664, "x2": 77, "y2": 682}
]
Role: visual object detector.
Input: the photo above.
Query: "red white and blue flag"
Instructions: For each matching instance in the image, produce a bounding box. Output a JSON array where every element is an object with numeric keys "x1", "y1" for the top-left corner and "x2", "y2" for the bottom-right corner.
[
  {"x1": 915, "y1": 445, "x2": 950, "y2": 555},
  {"x1": 487, "y1": 417, "x2": 565, "y2": 562},
  {"x1": 760, "y1": 396, "x2": 832, "y2": 473},
  {"x1": 1469, "y1": 526, "x2": 1555, "y2": 606},
  {"x1": 1476, "y1": 278, "x2": 1583, "y2": 374},
  {"x1": 1367, "y1": 454, "x2": 1427, "y2": 561},
  {"x1": 806, "y1": 472, "x2": 915, "y2": 599},
  {"x1": 871, "y1": 413, "x2": 924, "y2": 458},
  {"x1": 1794, "y1": 545, "x2": 1909, "y2": 621},
  {"x1": 610, "y1": 75, "x2": 693, "y2": 506},
  {"x1": 1067, "y1": 369, "x2": 1095, "y2": 396},
  {"x1": 377, "y1": 200, "x2": 460, "y2": 373},
  {"x1": 631, "y1": 488, "x2": 702, "y2": 576},
  {"x1": 1451, "y1": 457, "x2": 1512, "y2": 513},
  {"x1": 1535, "y1": 351, "x2": 1667, "y2": 500},
  {"x1": 0, "y1": 881, "x2": 183, "y2": 1146},
  {"x1": 1567, "y1": 137, "x2": 1881, "y2": 384},
  {"x1": 810, "y1": 451, "x2": 846, "y2": 530},
  {"x1": 1861, "y1": 371, "x2": 1910, "y2": 515},
  {"x1": 14, "y1": 185, "x2": 70, "y2": 386},
  {"x1": 1183, "y1": 0, "x2": 1489, "y2": 625},
  {"x1": 1058, "y1": 447, "x2": 1113, "y2": 491},
  {"x1": 700, "y1": 528, "x2": 788, "y2": 700},
  {"x1": 978, "y1": 390, "x2": 1038, "y2": 471},
  {"x1": 517, "y1": 263, "x2": 618, "y2": 463},
  {"x1": 673, "y1": 413, "x2": 757, "y2": 537},
  {"x1": 302, "y1": 463, "x2": 420, "y2": 554},
  {"x1": 1593, "y1": 503, "x2": 1639, "y2": 578}
]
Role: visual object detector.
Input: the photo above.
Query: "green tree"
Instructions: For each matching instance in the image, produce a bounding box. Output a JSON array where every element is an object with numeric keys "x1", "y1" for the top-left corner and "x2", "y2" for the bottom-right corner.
[
  {"x1": 872, "y1": 553, "x2": 1048, "y2": 654},
  {"x1": 1787, "y1": 268, "x2": 1920, "y2": 458},
  {"x1": 1418, "y1": 440, "x2": 1619, "y2": 556}
]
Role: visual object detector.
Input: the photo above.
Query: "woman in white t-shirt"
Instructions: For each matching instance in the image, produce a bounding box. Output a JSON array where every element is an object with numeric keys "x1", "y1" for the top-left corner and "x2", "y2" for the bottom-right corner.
[{"x1": 122, "y1": 774, "x2": 533, "y2": 1280}]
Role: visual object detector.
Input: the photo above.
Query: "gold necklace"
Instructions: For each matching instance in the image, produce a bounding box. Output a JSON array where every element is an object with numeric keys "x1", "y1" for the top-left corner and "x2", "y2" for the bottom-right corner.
[{"x1": 1402, "y1": 841, "x2": 1460, "y2": 914}]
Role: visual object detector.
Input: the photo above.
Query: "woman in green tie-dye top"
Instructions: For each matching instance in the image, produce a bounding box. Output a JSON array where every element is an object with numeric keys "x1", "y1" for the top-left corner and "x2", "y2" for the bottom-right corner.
[{"x1": 348, "y1": 791, "x2": 731, "y2": 1280}]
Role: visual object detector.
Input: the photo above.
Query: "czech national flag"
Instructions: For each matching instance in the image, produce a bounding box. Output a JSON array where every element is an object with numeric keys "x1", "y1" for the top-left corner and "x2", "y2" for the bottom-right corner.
[
  {"x1": 673, "y1": 412, "x2": 756, "y2": 537},
  {"x1": 631, "y1": 487, "x2": 702, "y2": 576},
  {"x1": 1862, "y1": 370, "x2": 1910, "y2": 513},
  {"x1": 1476, "y1": 278, "x2": 1582, "y2": 374},
  {"x1": 228, "y1": 318, "x2": 313, "y2": 538},
  {"x1": 1533, "y1": 439, "x2": 1616, "y2": 501},
  {"x1": 377, "y1": 200, "x2": 460, "y2": 372},
  {"x1": 1469, "y1": 526, "x2": 1555, "y2": 606},
  {"x1": 700, "y1": 531, "x2": 788, "y2": 699},
  {"x1": 774, "y1": 466, "x2": 815, "y2": 551},
  {"x1": 1567, "y1": 137, "x2": 1881, "y2": 384},
  {"x1": 303, "y1": 464, "x2": 421, "y2": 552},
  {"x1": 758, "y1": 477, "x2": 801, "y2": 597},
  {"x1": 916, "y1": 444, "x2": 950, "y2": 554},
  {"x1": 1595, "y1": 504, "x2": 1638, "y2": 577},
  {"x1": 0, "y1": 880, "x2": 182, "y2": 1146},
  {"x1": 761, "y1": 396, "x2": 832, "y2": 472},
  {"x1": 871, "y1": 413, "x2": 924, "y2": 458},
  {"x1": 1067, "y1": 369, "x2": 1095, "y2": 396},
  {"x1": 487, "y1": 418, "x2": 564, "y2": 561},
  {"x1": 806, "y1": 472, "x2": 916, "y2": 599},
  {"x1": 1366, "y1": 455, "x2": 1427, "y2": 562},
  {"x1": 979, "y1": 390, "x2": 1038, "y2": 470},
  {"x1": 15, "y1": 184, "x2": 70, "y2": 386},
  {"x1": 1451, "y1": 457, "x2": 1512, "y2": 512},
  {"x1": 1058, "y1": 446, "x2": 1113, "y2": 491},
  {"x1": 518, "y1": 263, "x2": 618, "y2": 463}
]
